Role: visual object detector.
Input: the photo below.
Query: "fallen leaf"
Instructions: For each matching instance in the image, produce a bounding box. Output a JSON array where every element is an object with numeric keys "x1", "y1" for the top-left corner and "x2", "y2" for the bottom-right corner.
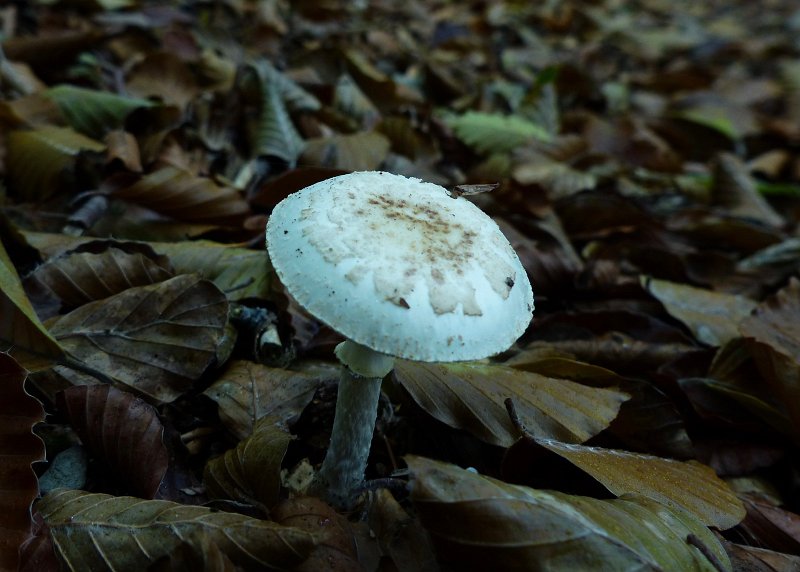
[
  {"x1": 45, "y1": 84, "x2": 154, "y2": 139},
  {"x1": 24, "y1": 246, "x2": 174, "y2": 314},
  {"x1": 57, "y1": 385, "x2": 169, "y2": 498},
  {"x1": 444, "y1": 111, "x2": 551, "y2": 154},
  {"x1": 6, "y1": 126, "x2": 105, "y2": 202},
  {"x1": 0, "y1": 240, "x2": 65, "y2": 370},
  {"x1": 393, "y1": 361, "x2": 629, "y2": 447},
  {"x1": 408, "y1": 456, "x2": 730, "y2": 571},
  {"x1": 740, "y1": 278, "x2": 800, "y2": 440},
  {"x1": 643, "y1": 276, "x2": 757, "y2": 346},
  {"x1": 37, "y1": 489, "x2": 316, "y2": 570},
  {"x1": 514, "y1": 438, "x2": 745, "y2": 530},
  {"x1": 367, "y1": 489, "x2": 438, "y2": 572},
  {"x1": 272, "y1": 496, "x2": 361, "y2": 571},
  {"x1": 49, "y1": 275, "x2": 228, "y2": 403},
  {"x1": 204, "y1": 418, "x2": 292, "y2": 510},
  {"x1": 300, "y1": 131, "x2": 391, "y2": 171},
  {"x1": 204, "y1": 361, "x2": 323, "y2": 439},
  {"x1": 109, "y1": 167, "x2": 251, "y2": 225}
]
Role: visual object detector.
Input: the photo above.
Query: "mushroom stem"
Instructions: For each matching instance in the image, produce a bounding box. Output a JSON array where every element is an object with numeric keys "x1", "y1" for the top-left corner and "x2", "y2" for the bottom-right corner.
[{"x1": 317, "y1": 340, "x2": 394, "y2": 508}]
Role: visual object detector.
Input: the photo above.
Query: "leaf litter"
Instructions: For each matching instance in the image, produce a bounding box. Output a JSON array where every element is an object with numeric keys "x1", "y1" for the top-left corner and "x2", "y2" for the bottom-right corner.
[{"x1": 1, "y1": 0, "x2": 800, "y2": 570}]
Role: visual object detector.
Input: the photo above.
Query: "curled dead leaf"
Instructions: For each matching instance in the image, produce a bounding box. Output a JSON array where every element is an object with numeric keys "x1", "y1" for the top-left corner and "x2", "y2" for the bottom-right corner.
[{"x1": 57, "y1": 385, "x2": 169, "y2": 498}]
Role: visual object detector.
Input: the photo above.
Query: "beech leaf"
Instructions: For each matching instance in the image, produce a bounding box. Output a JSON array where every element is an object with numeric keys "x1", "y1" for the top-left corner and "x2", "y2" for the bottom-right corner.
[
  {"x1": 204, "y1": 361, "x2": 322, "y2": 439},
  {"x1": 24, "y1": 246, "x2": 174, "y2": 313},
  {"x1": 110, "y1": 167, "x2": 251, "y2": 225},
  {"x1": 408, "y1": 456, "x2": 731, "y2": 572},
  {"x1": 393, "y1": 361, "x2": 629, "y2": 447},
  {"x1": 6, "y1": 126, "x2": 104, "y2": 201},
  {"x1": 642, "y1": 276, "x2": 757, "y2": 346},
  {"x1": 271, "y1": 497, "x2": 361, "y2": 571},
  {"x1": 204, "y1": 418, "x2": 292, "y2": 510},
  {"x1": 57, "y1": 385, "x2": 169, "y2": 498},
  {"x1": 48, "y1": 275, "x2": 228, "y2": 403},
  {"x1": 526, "y1": 438, "x2": 746, "y2": 530},
  {"x1": 444, "y1": 111, "x2": 551, "y2": 155},
  {"x1": 301, "y1": 131, "x2": 391, "y2": 172},
  {"x1": 0, "y1": 240, "x2": 65, "y2": 370},
  {"x1": 739, "y1": 278, "x2": 800, "y2": 439},
  {"x1": 37, "y1": 489, "x2": 316, "y2": 571}
]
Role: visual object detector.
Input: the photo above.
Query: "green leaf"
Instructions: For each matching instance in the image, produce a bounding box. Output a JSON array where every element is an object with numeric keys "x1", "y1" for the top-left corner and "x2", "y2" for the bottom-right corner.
[
  {"x1": 444, "y1": 111, "x2": 551, "y2": 155},
  {"x1": 46, "y1": 84, "x2": 154, "y2": 138},
  {"x1": 0, "y1": 239, "x2": 65, "y2": 370}
]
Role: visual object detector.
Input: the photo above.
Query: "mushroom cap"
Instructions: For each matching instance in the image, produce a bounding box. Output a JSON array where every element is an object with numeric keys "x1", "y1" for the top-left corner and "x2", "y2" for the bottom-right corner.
[{"x1": 266, "y1": 171, "x2": 533, "y2": 362}]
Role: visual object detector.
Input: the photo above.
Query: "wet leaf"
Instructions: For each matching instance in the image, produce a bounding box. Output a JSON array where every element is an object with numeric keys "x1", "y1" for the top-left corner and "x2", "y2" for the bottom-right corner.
[
  {"x1": 204, "y1": 418, "x2": 292, "y2": 510},
  {"x1": 57, "y1": 385, "x2": 169, "y2": 498},
  {"x1": 0, "y1": 354, "x2": 45, "y2": 572},
  {"x1": 49, "y1": 275, "x2": 228, "y2": 403},
  {"x1": 408, "y1": 456, "x2": 730, "y2": 571},
  {"x1": 204, "y1": 361, "x2": 322, "y2": 439},
  {"x1": 37, "y1": 489, "x2": 316, "y2": 570},
  {"x1": 394, "y1": 361, "x2": 629, "y2": 447}
]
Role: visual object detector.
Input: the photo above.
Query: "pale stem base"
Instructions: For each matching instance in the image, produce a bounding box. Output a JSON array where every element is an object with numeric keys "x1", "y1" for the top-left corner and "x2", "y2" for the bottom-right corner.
[{"x1": 317, "y1": 340, "x2": 394, "y2": 509}]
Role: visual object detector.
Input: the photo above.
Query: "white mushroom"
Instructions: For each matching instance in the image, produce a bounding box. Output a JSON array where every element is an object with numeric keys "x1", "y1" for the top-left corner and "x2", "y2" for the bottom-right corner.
[{"x1": 266, "y1": 171, "x2": 533, "y2": 507}]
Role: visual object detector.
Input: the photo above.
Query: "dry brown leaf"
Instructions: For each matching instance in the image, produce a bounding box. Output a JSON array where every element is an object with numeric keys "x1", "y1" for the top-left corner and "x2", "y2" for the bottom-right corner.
[
  {"x1": 0, "y1": 354, "x2": 45, "y2": 572},
  {"x1": 724, "y1": 541, "x2": 800, "y2": 571},
  {"x1": 104, "y1": 130, "x2": 142, "y2": 172},
  {"x1": 56, "y1": 385, "x2": 169, "y2": 498},
  {"x1": 367, "y1": 489, "x2": 438, "y2": 572},
  {"x1": 393, "y1": 361, "x2": 629, "y2": 447},
  {"x1": 204, "y1": 361, "x2": 324, "y2": 439},
  {"x1": 203, "y1": 418, "x2": 292, "y2": 510},
  {"x1": 24, "y1": 246, "x2": 174, "y2": 314},
  {"x1": 643, "y1": 276, "x2": 757, "y2": 346},
  {"x1": 711, "y1": 154, "x2": 785, "y2": 228},
  {"x1": 21, "y1": 232, "x2": 272, "y2": 302},
  {"x1": 0, "y1": 239, "x2": 65, "y2": 371},
  {"x1": 109, "y1": 167, "x2": 251, "y2": 225},
  {"x1": 300, "y1": 131, "x2": 391, "y2": 171},
  {"x1": 736, "y1": 495, "x2": 800, "y2": 555},
  {"x1": 38, "y1": 489, "x2": 317, "y2": 571},
  {"x1": 49, "y1": 275, "x2": 228, "y2": 403},
  {"x1": 272, "y1": 496, "x2": 361, "y2": 571},
  {"x1": 408, "y1": 456, "x2": 730, "y2": 571},
  {"x1": 126, "y1": 52, "x2": 200, "y2": 109},
  {"x1": 740, "y1": 278, "x2": 800, "y2": 441},
  {"x1": 520, "y1": 438, "x2": 745, "y2": 530}
]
